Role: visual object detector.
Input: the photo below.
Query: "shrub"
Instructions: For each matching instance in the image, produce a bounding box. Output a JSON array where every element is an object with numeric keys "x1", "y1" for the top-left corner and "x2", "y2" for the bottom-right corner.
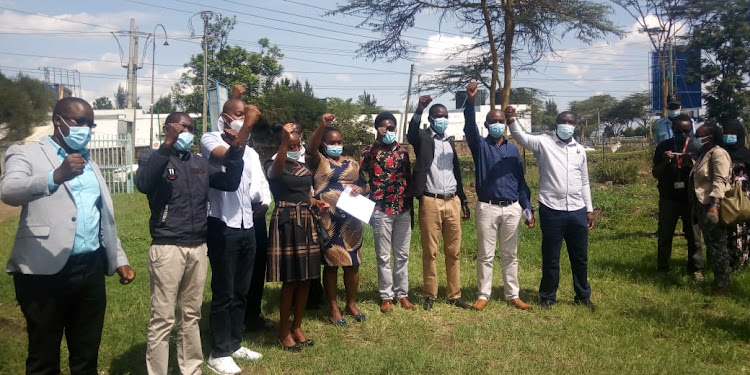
[{"x1": 593, "y1": 161, "x2": 639, "y2": 185}]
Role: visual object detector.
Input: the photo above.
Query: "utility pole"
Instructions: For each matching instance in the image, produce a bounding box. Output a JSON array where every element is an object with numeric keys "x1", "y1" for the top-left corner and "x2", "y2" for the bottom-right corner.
[
  {"x1": 149, "y1": 24, "x2": 168, "y2": 149},
  {"x1": 201, "y1": 11, "x2": 214, "y2": 134},
  {"x1": 126, "y1": 19, "x2": 139, "y2": 165},
  {"x1": 598, "y1": 108, "x2": 604, "y2": 161},
  {"x1": 402, "y1": 63, "x2": 415, "y2": 143}
]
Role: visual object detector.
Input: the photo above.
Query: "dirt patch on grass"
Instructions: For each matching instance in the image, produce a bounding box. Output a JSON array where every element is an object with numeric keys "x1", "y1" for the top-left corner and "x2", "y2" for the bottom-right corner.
[{"x1": 0, "y1": 202, "x2": 20, "y2": 222}]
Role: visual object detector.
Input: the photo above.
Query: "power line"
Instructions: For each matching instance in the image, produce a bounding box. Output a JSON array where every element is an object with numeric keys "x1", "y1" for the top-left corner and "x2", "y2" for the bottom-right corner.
[{"x1": 0, "y1": 5, "x2": 122, "y2": 31}]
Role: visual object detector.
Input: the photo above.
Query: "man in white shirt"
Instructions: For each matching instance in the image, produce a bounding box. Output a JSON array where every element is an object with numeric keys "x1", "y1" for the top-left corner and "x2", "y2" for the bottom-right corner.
[
  {"x1": 506, "y1": 107, "x2": 596, "y2": 311},
  {"x1": 200, "y1": 97, "x2": 263, "y2": 374}
]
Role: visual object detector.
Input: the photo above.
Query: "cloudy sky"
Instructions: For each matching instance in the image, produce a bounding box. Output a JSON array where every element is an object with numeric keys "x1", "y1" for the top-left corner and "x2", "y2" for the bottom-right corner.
[{"x1": 0, "y1": 0, "x2": 660, "y2": 112}]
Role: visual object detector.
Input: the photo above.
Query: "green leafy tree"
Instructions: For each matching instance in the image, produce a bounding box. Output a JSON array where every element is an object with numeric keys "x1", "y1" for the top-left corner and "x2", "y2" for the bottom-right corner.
[
  {"x1": 338, "y1": 1, "x2": 621, "y2": 108},
  {"x1": 114, "y1": 84, "x2": 127, "y2": 109},
  {"x1": 173, "y1": 16, "x2": 284, "y2": 113},
  {"x1": 326, "y1": 97, "x2": 372, "y2": 147},
  {"x1": 0, "y1": 73, "x2": 55, "y2": 145},
  {"x1": 569, "y1": 94, "x2": 618, "y2": 139},
  {"x1": 357, "y1": 90, "x2": 383, "y2": 115},
  {"x1": 685, "y1": 0, "x2": 750, "y2": 125},
  {"x1": 539, "y1": 98, "x2": 559, "y2": 131},
  {"x1": 151, "y1": 95, "x2": 177, "y2": 114},
  {"x1": 253, "y1": 84, "x2": 327, "y2": 144},
  {"x1": 605, "y1": 92, "x2": 651, "y2": 136},
  {"x1": 92, "y1": 96, "x2": 114, "y2": 110}
]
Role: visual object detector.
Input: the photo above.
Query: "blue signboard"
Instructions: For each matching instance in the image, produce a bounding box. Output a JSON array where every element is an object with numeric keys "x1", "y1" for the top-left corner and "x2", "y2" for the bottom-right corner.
[{"x1": 650, "y1": 47, "x2": 702, "y2": 112}]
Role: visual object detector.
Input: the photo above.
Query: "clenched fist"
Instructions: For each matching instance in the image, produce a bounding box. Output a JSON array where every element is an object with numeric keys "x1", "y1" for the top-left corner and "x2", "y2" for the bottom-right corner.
[
  {"x1": 417, "y1": 95, "x2": 433, "y2": 111},
  {"x1": 322, "y1": 113, "x2": 335, "y2": 125},
  {"x1": 53, "y1": 153, "x2": 87, "y2": 184},
  {"x1": 466, "y1": 82, "x2": 478, "y2": 102}
]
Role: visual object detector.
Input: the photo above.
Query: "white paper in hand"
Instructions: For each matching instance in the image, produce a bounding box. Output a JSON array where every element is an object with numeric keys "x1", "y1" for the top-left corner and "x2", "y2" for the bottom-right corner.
[{"x1": 336, "y1": 186, "x2": 376, "y2": 223}]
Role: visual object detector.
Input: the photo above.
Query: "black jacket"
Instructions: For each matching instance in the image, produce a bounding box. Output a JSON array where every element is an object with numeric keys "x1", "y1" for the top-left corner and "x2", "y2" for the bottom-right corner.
[
  {"x1": 406, "y1": 110, "x2": 468, "y2": 204},
  {"x1": 136, "y1": 146, "x2": 244, "y2": 246}
]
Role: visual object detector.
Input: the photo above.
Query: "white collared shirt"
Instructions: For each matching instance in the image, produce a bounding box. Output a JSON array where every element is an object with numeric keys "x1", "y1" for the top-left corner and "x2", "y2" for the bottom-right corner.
[
  {"x1": 508, "y1": 122, "x2": 593, "y2": 212},
  {"x1": 200, "y1": 132, "x2": 271, "y2": 229}
]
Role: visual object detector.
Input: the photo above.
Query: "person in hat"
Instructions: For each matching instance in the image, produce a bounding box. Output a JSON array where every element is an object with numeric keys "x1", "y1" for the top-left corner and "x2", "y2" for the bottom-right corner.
[{"x1": 654, "y1": 95, "x2": 685, "y2": 145}]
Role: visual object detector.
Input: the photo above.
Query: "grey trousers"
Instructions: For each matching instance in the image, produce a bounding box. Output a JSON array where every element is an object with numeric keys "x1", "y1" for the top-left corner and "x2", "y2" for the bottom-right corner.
[{"x1": 371, "y1": 210, "x2": 412, "y2": 300}]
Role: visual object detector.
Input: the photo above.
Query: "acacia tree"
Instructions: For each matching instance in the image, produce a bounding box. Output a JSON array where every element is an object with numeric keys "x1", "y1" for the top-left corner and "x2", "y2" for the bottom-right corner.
[
  {"x1": 331, "y1": 0, "x2": 620, "y2": 109},
  {"x1": 611, "y1": 0, "x2": 687, "y2": 118},
  {"x1": 684, "y1": 0, "x2": 750, "y2": 125}
]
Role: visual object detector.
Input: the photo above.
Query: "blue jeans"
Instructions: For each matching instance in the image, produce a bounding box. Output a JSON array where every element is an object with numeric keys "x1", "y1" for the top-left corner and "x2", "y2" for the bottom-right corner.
[
  {"x1": 207, "y1": 217, "x2": 256, "y2": 357},
  {"x1": 538, "y1": 205, "x2": 591, "y2": 302}
]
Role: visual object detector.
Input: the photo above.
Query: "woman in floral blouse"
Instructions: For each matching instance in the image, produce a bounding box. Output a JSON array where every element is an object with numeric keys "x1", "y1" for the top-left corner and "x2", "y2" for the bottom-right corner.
[{"x1": 360, "y1": 112, "x2": 416, "y2": 313}]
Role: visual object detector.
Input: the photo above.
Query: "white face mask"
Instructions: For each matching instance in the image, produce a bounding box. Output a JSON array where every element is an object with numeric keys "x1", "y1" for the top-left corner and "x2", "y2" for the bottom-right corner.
[{"x1": 219, "y1": 115, "x2": 243, "y2": 132}]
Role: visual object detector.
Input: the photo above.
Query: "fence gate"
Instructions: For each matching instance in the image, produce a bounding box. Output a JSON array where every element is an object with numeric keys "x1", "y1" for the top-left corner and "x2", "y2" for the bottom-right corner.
[{"x1": 89, "y1": 135, "x2": 134, "y2": 194}]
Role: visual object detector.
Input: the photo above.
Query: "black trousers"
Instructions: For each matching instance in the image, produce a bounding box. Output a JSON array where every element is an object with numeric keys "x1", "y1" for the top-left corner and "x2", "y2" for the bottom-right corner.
[
  {"x1": 538, "y1": 205, "x2": 592, "y2": 302},
  {"x1": 244, "y1": 212, "x2": 269, "y2": 327},
  {"x1": 657, "y1": 198, "x2": 703, "y2": 273},
  {"x1": 207, "y1": 217, "x2": 256, "y2": 357},
  {"x1": 14, "y1": 249, "x2": 106, "y2": 375}
]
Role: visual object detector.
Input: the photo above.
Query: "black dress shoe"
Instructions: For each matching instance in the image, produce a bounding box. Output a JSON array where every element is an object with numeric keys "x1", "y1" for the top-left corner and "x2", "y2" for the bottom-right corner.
[
  {"x1": 447, "y1": 298, "x2": 472, "y2": 310},
  {"x1": 423, "y1": 297, "x2": 435, "y2": 311},
  {"x1": 574, "y1": 297, "x2": 596, "y2": 312},
  {"x1": 540, "y1": 300, "x2": 554, "y2": 310}
]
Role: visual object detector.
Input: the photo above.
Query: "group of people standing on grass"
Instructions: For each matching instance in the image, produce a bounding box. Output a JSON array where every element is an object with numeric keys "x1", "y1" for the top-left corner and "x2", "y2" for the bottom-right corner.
[
  {"x1": 653, "y1": 95, "x2": 749, "y2": 296},
  {"x1": 1, "y1": 79, "x2": 598, "y2": 375}
]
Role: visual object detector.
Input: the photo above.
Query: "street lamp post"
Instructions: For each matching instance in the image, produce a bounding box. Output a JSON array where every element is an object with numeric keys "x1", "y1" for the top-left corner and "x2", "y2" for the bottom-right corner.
[{"x1": 149, "y1": 24, "x2": 169, "y2": 149}]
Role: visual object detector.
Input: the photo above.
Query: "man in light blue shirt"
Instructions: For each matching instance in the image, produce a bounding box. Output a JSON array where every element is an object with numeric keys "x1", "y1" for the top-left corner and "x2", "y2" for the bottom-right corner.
[
  {"x1": 1, "y1": 97, "x2": 135, "y2": 374},
  {"x1": 654, "y1": 95, "x2": 683, "y2": 144}
]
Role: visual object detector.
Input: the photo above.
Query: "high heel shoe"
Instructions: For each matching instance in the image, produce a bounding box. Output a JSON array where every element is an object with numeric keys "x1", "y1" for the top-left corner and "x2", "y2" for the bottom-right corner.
[{"x1": 278, "y1": 338, "x2": 302, "y2": 352}]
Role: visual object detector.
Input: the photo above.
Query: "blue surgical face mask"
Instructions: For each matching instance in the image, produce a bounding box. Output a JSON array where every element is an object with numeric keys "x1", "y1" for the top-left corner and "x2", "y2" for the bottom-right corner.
[
  {"x1": 286, "y1": 150, "x2": 301, "y2": 160},
  {"x1": 487, "y1": 122, "x2": 506, "y2": 138},
  {"x1": 556, "y1": 124, "x2": 576, "y2": 140},
  {"x1": 173, "y1": 132, "x2": 194, "y2": 152},
  {"x1": 724, "y1": 134, "x2": 738, "y2": 145},
  {"x1": 325, "y1": 144, "x2": 344, "y2": 158},
  {"x1": 382, "y1": 131, "x2": 397, "y2": 144},
  {"x1": 668, "y1": 109, "x2": 681, "y2": 118},
  {"x1": 693, "y1": 135, "x2": 708, "y2": 150},
  {"x1": 57, "y1": 116, "x2": 91, "y2": 151},
  {"x1": 431, "y1": 117, "x2": 449, "y2": 134}
]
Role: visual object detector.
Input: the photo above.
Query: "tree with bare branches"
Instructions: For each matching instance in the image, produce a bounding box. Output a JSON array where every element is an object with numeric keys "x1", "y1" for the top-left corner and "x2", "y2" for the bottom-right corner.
[{"x1": 329, "y1": 0, "x2": 621, "y2": 109}]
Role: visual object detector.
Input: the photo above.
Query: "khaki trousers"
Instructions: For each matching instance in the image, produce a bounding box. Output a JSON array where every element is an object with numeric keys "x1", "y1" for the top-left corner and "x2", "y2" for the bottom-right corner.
[
  {"x1": 475, "y1": 201, "x2": 522, "y2": 300},
  {"x1": 419, "y1": 196, "x2": 462, "y2": 300},
  {"x1": 146, "y1": 244, "x2": 208, "y2": 375}
]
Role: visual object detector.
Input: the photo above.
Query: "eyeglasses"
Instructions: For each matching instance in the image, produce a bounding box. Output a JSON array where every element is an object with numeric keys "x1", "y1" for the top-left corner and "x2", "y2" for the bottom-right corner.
[{"x1": 59, "y1": 115, "x2": 96, "y2": 129}]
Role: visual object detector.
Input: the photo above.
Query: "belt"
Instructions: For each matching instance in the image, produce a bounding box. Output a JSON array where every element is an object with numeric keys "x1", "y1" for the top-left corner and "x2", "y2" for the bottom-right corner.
[
  {"x1": 423, "y1": 192, "x2": 456, "y2": 200},
  {"x1": 479, "y1": 198, "x2": 517, "y2": 207}
]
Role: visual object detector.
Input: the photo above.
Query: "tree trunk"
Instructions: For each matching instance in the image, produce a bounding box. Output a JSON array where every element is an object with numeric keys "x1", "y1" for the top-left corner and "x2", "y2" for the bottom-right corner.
[
  {"x1": 501, "y1": 0, "x2": 515, "y2": 109},
  {"x1": 481, "y1": 0, "x2": 499, "y2": 110}
]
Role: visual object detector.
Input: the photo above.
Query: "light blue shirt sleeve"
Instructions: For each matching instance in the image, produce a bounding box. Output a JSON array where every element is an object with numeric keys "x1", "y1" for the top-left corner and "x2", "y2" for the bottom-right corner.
[{"x1": 47, "y1": 170, "x2": 59, "y2": 193}]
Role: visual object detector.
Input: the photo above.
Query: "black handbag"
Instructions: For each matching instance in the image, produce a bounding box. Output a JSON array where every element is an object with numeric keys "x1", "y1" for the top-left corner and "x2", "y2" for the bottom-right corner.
[{"x1": 312, "y1": 209, "x2": 331, "y2": 249}]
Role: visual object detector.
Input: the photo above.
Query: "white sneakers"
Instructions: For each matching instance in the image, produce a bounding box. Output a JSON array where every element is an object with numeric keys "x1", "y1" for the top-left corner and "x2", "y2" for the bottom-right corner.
[
  {"x1": 207, "y1": 355, "x2": 241, "y2": 375},
  {"x1": 207, "y1": 348, "x2": 262, "y2": 375},
  {"x1": 232, "y1": 346, "x2": 263, "y2": 361}
]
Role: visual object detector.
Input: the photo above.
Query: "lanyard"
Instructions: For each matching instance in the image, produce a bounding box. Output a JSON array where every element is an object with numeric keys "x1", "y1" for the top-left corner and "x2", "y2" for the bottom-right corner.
[{"x1": 676, "y1": 137, "x2": 689, "y2": 170}]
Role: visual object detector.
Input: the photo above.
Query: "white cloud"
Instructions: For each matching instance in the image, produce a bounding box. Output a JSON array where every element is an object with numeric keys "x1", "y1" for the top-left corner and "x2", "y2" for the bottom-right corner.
[
  {"x1": 335, "y1": 74, "x2": 352, "y2": 82},
  {"x1": 0, "y1": 10, "x2": 154, "y2": 34},
  {"x1": 416, "y1": 34, "x2": 479, "y2": 69}
]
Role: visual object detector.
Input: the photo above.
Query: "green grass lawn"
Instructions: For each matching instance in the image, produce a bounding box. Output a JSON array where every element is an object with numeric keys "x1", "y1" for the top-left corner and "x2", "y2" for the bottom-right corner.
[{"x1": 2, "y1": 166, "x2": 750, "y2": 374}]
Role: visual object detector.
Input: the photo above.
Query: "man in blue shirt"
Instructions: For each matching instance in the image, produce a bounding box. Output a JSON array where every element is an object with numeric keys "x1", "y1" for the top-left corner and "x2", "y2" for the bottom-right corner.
[
  {"x1": 654, "y1": 95, "x2": 683, "y2": 145},
  {"x1": 463, "y1": 82, "x2": 534, "y2": 311}
]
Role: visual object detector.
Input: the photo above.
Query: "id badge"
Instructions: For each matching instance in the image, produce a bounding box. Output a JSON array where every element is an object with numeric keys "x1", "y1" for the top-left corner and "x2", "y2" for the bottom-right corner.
[{"x1": 674, "y1": 181, "x2": 685, "y2": 189}]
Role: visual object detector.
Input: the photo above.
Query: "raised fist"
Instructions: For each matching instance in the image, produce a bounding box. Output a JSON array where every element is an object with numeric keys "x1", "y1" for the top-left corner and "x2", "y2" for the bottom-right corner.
[
  {"x1": 322, "y1": 113, "x2": 335, "y2": 125},
  {"x1": 244, "y1": 104, "x2": 262, "y2": 124},
  {"x1": 417, "y1": 95, "x2": 432, "y2": 111},
  {"x1": 504, "y1": 106, "x2": 516, "y2": 123},
  {"x1": 230, "y1": 85, "x2": 247, "y2": 100},
  {"x1": 466, "y1": 82, "x2": 478, "y2": 102}
]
